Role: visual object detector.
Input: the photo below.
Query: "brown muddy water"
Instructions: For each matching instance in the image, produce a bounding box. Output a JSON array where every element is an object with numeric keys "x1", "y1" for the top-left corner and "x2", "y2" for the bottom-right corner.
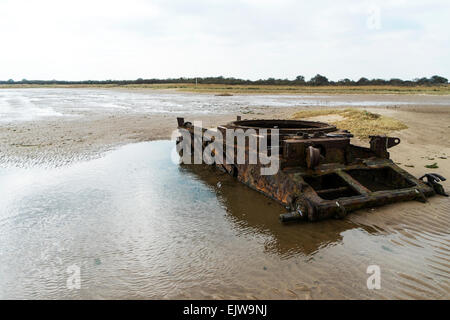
[{"x1": 0, "y1": 140, "x2": 449, "y2": 299}]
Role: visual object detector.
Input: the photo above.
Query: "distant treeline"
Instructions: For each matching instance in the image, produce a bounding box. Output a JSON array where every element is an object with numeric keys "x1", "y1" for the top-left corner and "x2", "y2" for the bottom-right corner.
[{"x1": 1, "y1": 74, "x2": 448, "y2": 86}]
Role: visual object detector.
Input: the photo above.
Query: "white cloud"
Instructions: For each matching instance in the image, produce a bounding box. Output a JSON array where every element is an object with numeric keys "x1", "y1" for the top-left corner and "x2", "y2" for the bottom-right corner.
[{"x1": 0, "y1": 0, "x2": 448, "y2": 81}]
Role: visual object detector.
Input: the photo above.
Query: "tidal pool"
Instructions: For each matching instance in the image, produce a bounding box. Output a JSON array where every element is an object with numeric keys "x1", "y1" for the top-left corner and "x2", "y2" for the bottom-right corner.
[{"x1": 0, "y1": 141, "x2": 448, "y2": 299}]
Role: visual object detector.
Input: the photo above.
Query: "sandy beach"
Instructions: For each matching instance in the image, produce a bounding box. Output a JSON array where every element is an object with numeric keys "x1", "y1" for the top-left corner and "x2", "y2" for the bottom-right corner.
[
  {"x1": 1, "y1": 89, "x2": 449, "y2": 170},
  {"x1": 0, "y1": 88, "x2": 449, "y2": 299}
]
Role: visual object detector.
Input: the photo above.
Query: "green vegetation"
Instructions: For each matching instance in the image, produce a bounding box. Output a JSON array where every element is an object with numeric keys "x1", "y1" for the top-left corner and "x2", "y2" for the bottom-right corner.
[
  {"x1": 2, "y1": 83, "x2": 448, "y2": 95},
  {"x1": 291, "y1": 108, "x2": 408, "y2": 139},
  {"x1": 425, "y1": 163, "x2": 439, "y2": 169},
  {"x1": 1, "y1": 74, "x2": 449, "y2": 95}
]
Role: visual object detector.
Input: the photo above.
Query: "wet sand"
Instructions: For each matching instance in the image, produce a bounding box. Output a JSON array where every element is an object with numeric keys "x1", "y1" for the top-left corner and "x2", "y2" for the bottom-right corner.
[{"x1": 0, "y1": 89, "x2": 449, "y2": 299}]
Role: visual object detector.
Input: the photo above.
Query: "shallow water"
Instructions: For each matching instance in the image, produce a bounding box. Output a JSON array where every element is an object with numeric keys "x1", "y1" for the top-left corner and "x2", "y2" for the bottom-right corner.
[
  {"x1": 1, "y1": 88, "x2": 449, "y2": 122},
  {"x1": 0, "y1": 141, "x2": 449, "y2": 299}
]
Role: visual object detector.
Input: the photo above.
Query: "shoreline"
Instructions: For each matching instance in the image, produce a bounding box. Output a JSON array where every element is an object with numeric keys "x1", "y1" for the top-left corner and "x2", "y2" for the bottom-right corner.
[{"x1": 1, "y1": 83, "x2": 450, "y2": 95}]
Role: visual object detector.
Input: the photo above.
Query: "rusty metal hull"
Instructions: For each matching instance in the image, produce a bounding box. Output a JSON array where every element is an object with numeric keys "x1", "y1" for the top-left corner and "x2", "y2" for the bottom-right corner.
[
  {"x1": 176, "y1": 117, "x2": 444, "y2": 222},
  {"x1": 233, "y1": 159, "x2": 434, "y2": 221}
]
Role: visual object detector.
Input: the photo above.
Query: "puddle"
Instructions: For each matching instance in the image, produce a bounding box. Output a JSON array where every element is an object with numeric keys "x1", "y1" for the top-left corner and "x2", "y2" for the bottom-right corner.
[{"x1": 0, "y1": 141, "x2": 448, "y2": 299}]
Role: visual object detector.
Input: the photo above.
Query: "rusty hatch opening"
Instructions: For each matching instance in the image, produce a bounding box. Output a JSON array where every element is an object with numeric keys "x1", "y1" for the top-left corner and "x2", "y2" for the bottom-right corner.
[
  {"x1": 346, "y1": 167, "x2": 415, "y2": 192},
  {"x1": 228, "y1": 119, "x2": 337, "y2": 134},
  {"x1": 304, "y1": 173, "x2": 360, "y2": 200}
]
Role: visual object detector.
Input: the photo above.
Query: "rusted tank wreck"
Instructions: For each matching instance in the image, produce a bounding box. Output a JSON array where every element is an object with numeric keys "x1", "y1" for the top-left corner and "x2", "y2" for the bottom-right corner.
[{"x1": 176, "y1": 117, "x2": 447, "y2": 222}]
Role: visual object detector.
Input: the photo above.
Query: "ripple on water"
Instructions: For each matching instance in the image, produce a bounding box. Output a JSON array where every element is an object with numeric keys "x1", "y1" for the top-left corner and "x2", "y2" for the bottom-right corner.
[{"x1": 0, "y1": 140, "x2": 448, "y2": 299}]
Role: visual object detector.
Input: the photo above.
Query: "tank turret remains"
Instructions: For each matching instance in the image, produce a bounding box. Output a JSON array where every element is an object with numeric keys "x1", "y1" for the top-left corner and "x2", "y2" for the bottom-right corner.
[{"x1": 176, "y1": 116, "x2": 447, "y2": 222}]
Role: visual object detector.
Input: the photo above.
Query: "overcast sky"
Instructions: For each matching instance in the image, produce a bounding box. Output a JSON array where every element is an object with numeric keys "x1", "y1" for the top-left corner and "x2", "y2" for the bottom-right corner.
[{"x1": 0, "y1": 0, "x2": 448, "y2": 81}]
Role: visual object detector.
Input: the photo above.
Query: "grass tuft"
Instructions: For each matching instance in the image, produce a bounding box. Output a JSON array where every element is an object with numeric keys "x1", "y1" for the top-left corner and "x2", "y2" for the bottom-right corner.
[
  {"x1": 291, "y1": 108, "x2": 408, "y2": 139},
  {"x1": 425, "y1": 163, "x2": 439, "y2": 169}
]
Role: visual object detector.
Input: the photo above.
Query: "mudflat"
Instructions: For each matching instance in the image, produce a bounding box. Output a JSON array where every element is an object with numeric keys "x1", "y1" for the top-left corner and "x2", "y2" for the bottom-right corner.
[{"x1": 0, "y1": 88, "x2": 449, "y2": 299}]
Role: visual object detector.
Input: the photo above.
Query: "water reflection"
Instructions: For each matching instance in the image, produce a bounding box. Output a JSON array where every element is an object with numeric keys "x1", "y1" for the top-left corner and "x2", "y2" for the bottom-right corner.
[{"x1": 179, "y1": 164, "x2": 379, "y2": 258}]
